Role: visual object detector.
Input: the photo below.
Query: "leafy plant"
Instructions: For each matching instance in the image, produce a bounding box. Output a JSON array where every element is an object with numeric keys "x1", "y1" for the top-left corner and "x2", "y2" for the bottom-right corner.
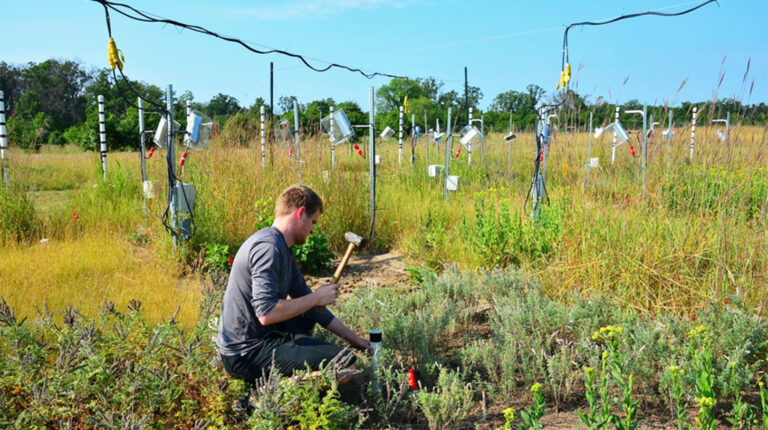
[
  {"x1": 293, "y1": 232, "x2": 334, "y2": 275},
  {"x1": 203, "y1": 242, "x2": 231, "y2": 272},
  {"x1": 518, "y1": 383, "x2": 546, "y2": 430}
]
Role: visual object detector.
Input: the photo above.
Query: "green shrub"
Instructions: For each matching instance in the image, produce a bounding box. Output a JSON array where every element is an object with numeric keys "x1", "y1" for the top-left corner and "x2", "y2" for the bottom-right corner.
[{"x1": 294, "y1": 232, "x2": 334, "y2": 275}]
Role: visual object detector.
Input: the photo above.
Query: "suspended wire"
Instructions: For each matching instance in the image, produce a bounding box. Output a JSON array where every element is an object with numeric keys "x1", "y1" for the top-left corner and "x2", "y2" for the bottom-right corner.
[
  {"x1": 91, "y1": 0, "x2": 405, "y2": 80},
  {"x1": 561, "y1": 0, "x2": 719, "y2": 70}
]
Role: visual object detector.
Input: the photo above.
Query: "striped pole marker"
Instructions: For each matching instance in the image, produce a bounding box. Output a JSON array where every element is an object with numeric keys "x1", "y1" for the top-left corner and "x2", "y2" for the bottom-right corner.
[
  {"x1": 398, "y1": 106, "x2": 403, "y2": 165},
  {"x1": 689, "y1": 106, "x2": 697, "y2": 161},
  {"x1": 0, "y1": 91, "x2": 8, "y2": 184},
  {"x1": 98, "y1": 95, "x2": 107, "y2": 180}
]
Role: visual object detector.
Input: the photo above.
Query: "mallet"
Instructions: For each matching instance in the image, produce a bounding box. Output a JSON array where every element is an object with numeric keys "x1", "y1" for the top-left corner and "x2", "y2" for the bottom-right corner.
[{"x1": 317, "y1": 231, "x2": 364, "y2": 312}]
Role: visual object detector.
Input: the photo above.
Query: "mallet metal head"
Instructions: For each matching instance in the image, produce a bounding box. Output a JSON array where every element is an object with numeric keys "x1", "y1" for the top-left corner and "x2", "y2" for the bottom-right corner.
[{"x1": 344, "y1": 231, "x2": 364, "y2": 246}]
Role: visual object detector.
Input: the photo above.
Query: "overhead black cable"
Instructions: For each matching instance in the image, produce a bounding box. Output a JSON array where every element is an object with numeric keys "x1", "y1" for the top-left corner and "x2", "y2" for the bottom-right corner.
[{"x1": 91, "y1": 0, "x2": 405, "y2": 80}]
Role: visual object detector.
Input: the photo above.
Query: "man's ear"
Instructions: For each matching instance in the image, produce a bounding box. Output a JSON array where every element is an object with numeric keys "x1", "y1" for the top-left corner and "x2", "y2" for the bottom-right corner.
[{"x1": 295, "y1": 206, "x2": 306, "y2": 219}]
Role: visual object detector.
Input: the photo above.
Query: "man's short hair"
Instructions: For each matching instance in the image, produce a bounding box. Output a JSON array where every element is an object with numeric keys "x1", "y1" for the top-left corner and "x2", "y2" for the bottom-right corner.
[{"x1": 275, "y1": 184, "x2": 324, "y2": 217}]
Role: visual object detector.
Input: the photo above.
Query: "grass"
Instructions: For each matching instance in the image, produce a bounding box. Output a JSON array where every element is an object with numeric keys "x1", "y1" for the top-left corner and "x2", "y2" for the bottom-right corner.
[
  {"x1": 1, "y1": 124, "x2": 766, "y2": 320},
  {"x1": 0, "y1": 120, "x2": 766, "y2": 427}
]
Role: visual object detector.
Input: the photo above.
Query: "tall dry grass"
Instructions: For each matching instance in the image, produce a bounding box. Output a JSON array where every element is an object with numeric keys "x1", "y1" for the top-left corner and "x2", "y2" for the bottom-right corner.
[{"x1": 0, "y1": 121, "x2": 765, "y2": 321}]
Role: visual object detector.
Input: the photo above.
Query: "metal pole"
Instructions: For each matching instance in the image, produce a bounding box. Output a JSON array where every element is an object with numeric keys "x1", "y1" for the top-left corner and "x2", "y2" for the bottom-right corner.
[
  {"x1": 443, "y1": 108, "x2": 451, "y2": 200},
  {"x1": 481, "y1": 114, "x2": 485, "y2": 168},
  {"x1": 689, "y1": 106, "x2": 697, "y2": 161},
  {"x1": 0, "y1": 91, "x2": 8, "y2": 185},
  {"x1": 411, "y1": 113, "x2": 415, "y2": 164},
  {"x1": 667, "y1": 110, "x2": 673, "y2": 172},
  {"x1": 467, "y1": 107, "x2": 473, "y2": 166},
  {"x1": 166, "y1": 85, "x2": 177, "y2": 248},
  {"x1": 726, "y1": 111, "x2": 731, "y2": 160},
  {"x1": 398, "y1": 106, "x2": 403, "y2": 165},
  {"x1": 584, "y1": 112, "x2": 592, "y2": 190},
  {"x1": 269, "y1": 62, "x2": 274, "y2": 119},
  {"x1": 642, "y1": 105, "x2": 647, "y2": 204},
  {"x1": 509, "y1": 124, "x2": 514, "y2": 178},
  {"x1": 369, "y1": 86, "x2": 376, "y2": 242},
  {"x1": 425, "y1": 110, "x2": 429, "y2": 176},
  {"x1": 293, "y1": 100, "x2": 301, "y2": 183},
  {"x1": 464, "y1": 67, "x2": 469, "y2": 126},
  {"x1": 138, "y1": 97, "x2": 147, "y2": 217},
  {"x1": 330, "y1": 106, "x2": 335, "y2": 169},
  {"x1": 611, "y1": 105, "x2": 619, "y2": 165},
  {"x1": 98, "y1": 95, "x2": 107, "y2": 181},
  {"x1": 260, "y1": 105, "x2": 266, "y2": 168}
]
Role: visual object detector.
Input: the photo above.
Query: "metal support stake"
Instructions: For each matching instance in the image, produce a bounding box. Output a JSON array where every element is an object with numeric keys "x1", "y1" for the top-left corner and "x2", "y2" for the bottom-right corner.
[
  {"x1": 689, "y1": 106, "x2": 697, "y2": 161},
  {"x1": 467, "y1": 107, "x2": 473, "y2": 166},
  {"x1": 726, "y1": 111, "x2": 731, "y2": 160},
  {"x1": 398, "y1": 106, "x2": 404, "y2": 165},
  {"x1": 260, "y1": 105, "x2": 266, "y2": 168},
  {"x1": 369, "y1": 87, "x2": 376, "y2": 242},
  {"x1": 0, "y1": 91, "x2": 8, "y2": 185},
  {"x1": 166, "y1": 85, "x2": 177, "y2": 248},
  {"x1": 584, "y1": 112, "x2": 593, "y2": 191},
  {"x1": 98, "y1": 95, "x2": 107, "y2": 181},
  {"x1": 138, "y1": 97, "x2": 147, "y2": 217},
  {"x1": 667, "y1": 110, "x2": 673, "y2": 172},
  {"x1": 642, "y1": 105, "x2": 647, "y2": 204},
  {"x1": 330, "y1": 106, "x2": 335, "y2": 169},
  {"x1": 293, "y1": 100, "x2": 301, "y2": 183},
  {"x1": 411, "y1": 114, "x2": 415, "y2": 164},
  {"x1": 443, "y1": 108, "x2": 451, "y2": 200},
  {"x1": 425, "y1": 111, "x2": 429, "y2": 176},
  {"x1": 611, "y1": 106, "x2": 619, "y2": 165},
  {"x1": 481, "y1": 114, "x2": 485, "y2": 168}
]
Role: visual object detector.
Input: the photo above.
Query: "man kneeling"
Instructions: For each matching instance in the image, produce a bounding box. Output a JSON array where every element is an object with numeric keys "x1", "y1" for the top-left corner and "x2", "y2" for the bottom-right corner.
[{"x1": 216, "y1": 184, "x2": 371, "y2": 383}]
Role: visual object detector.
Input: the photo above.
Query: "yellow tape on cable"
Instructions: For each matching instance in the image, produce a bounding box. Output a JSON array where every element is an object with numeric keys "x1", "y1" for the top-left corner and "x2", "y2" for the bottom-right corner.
[{"x1": 108, "y1": 37, "x2": 124, "y2": 71}]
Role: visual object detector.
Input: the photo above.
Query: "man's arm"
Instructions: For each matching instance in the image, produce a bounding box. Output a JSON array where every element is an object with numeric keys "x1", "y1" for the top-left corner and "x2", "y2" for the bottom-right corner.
[
  {"x1": 326, "y1": 317, "x2": 373, "y2": 354},
  {"x1": 258, "y1": 283, "x2": 339, "y2": 326}
]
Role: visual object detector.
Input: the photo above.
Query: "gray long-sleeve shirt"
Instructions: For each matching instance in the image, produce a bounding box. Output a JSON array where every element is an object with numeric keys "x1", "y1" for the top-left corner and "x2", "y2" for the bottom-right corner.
[{"x1": 216, "y1": 227, "x2": 334, "y2": 356}]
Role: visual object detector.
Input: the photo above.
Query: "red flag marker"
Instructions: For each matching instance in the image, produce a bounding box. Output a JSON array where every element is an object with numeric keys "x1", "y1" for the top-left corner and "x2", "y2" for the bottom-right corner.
[
  {"x1": 146, "y1": 147, "x2": 155, "y2": 159},
  {"x1": 407, "y1": 369, "x2": 418, "y2": 390}
]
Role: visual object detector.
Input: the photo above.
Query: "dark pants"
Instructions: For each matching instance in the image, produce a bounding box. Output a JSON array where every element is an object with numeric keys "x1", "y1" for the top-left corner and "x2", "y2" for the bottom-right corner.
[{"x1": 221, "y1": 312, "x2": 355, "y2": 383}]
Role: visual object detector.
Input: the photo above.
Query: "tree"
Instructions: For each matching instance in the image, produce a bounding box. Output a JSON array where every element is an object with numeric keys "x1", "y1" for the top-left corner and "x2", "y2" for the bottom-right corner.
[
  {"x1": 375, "y1": 78, "x2": 424, "y2": 113},
  {"x1": 278, "y1": 96, "x2": 299, "y2": 115},
  {"x1": 0, "y1": 62, "x2": 23, "y2": 117},
  {"x1": 206, "y1": 93, "x2": 241, "y2": 118}
]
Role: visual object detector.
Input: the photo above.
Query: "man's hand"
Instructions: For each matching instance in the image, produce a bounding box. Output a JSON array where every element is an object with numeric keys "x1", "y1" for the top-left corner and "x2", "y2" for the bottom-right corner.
[
  {"x1": 313, "y1": 283, "x2": 340, "y2": 307},
  {"x1": 348, "y1": 335, "x2": 373, "y2": 355}
]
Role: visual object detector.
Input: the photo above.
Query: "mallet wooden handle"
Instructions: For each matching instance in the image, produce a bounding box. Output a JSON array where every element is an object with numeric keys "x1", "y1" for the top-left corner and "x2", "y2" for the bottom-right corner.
[{"x1": 317, "y1": 242, "x2": 356, "y2": 312}]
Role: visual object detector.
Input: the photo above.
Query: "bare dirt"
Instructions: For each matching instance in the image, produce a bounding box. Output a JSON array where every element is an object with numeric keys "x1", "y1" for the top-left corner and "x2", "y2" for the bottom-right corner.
[{"x1": 306, "y1": 251, "x2": 412, "y2": 297}]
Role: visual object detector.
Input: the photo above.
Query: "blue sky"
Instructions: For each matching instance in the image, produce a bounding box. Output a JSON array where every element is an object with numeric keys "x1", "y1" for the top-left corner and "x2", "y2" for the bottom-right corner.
[{"x1": 2, "y1": 0, "x2": 766, "y2": 112}]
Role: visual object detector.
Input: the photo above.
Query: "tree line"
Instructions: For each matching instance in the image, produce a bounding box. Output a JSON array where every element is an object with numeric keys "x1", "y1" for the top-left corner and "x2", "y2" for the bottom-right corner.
[{"x1": 1, "y1": 59, "x2": 766, "y2": 151}]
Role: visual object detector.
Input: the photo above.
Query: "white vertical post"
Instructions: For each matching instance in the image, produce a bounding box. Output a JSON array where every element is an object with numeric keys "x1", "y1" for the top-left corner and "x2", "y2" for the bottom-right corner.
[
  {"x1": 260, "y1": 105, "x2": 266, "y2": 168},
  {"x1": 369, "y1": 87, "x2": 376, "y2": 241},
  {"x1": 98, "y1": 95, "x2": 107, "y2": 181},
  {"x1": 467, "y1": 107, "x2": 473, "y2": 166},
  {"x1": 293, "y1": 100, "x2": 301, "y2": 183},
  {"x1": 424, "y1": 110, "x2": 429, "y2": 176},
  {"x1": 443, "y1": 108, "x2": 451, "y2": 200},
  {"x1": 480, "y1": 114, "x2": 485, "y2": 167},
  {"x1": 726, "y1": 111, "x2": 731, "y2": 160},
  {"x1": 138, "y1": 97, "x2": 147, "y2": 217},
  {"x1": 611, "y1": 105, "x2": 619, "y2": 165},
  {"x1": 329, "y1": 106, "x2": 335, "y2": 169},
  {"x1": 398, "y1": 106, "x2": 404, "y2": 165},
  {"x1": 584, "y1": 112, "x2": 592, "y2": 190},
  {"x1": 667, "y1": 110, "x2": 673, "y2": 171},
  {"x1": 185, "y1": 100, "x2": 191, "y2": 117},
  {"x1": 689, "y1": 106, "x2": 697, "y2": 161},
  {"x1": 411, "y1": 113, "x2": 415, "y2": 164},
  {"x1": 642, "y1": 105, "x2": 647, "y2": 204},
  {"x1": 0, "y1": 91, "x2": 8, "y2": 185}
]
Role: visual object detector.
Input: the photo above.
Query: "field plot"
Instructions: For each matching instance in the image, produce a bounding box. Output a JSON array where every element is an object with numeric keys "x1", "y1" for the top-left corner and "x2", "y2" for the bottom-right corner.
[{"x1": 1, "y1": 125, "x2": 767, "y2": 428}]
